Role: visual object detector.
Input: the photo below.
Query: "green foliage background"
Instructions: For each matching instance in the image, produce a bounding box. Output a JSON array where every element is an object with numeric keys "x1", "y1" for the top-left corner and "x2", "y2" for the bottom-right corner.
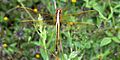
[{"x1": 0, "y1": 0, "x2": 120, "y2": 60}]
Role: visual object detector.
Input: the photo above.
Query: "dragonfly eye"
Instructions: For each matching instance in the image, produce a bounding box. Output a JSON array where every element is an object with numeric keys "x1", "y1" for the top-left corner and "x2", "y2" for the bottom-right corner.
[{"x1": 56, "y1": 8, "x2": 62, "y2": 14}]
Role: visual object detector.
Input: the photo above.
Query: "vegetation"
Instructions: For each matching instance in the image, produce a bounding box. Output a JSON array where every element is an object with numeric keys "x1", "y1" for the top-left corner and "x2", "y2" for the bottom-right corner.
[{"x1": 0, "y1": 0, "x2": 120, "y2": 60}]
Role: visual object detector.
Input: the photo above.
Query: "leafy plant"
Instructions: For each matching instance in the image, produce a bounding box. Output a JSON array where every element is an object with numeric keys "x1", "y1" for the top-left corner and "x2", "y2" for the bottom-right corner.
[{"x1": 0, "y1": 0, "x2": 120, "y2": 60}]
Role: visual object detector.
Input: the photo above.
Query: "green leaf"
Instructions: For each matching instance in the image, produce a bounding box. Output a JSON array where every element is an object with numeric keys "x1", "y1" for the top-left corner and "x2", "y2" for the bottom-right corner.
[
  {"x1": 61, "y1": 0, "x2": 67, "y2": 2},
  {"x1": 10, "y1": 43, "x2": 17, "y2": 47},
  {"x1": 74, "y1": 42, "x2": 80, "y2": 48},
  {"x1": 4, "y1": 49, "x2": 11, "y2": 55},
  {"x1": 32, "y1": 41, "x2": 39, "y2": 45},
  {"x1": 85, "y1": 42, "x2": 91, "y2": 49},
  {"x1": 17, "y1": 0, "x2": 25, "y2": 2},
  {"x1": 93, "y1": 4, "x2": 107, "y2": 20},
  {"x1": 114, "y1": 4, "x2": 120, "y2": 9},
  {"x1": 40, "y1": 49, "x2": 49, "y2": 60},
  {"x1": 103, "y1": 49, "x2": 111, "y2": 57},
  {"x1": 8, "y1": 47, "x2": 14, "y2": 54},
  {"x1": 28, "y1": 36, "x2": 32, "y2": 43},
  {"x1": 0, "y1": 16, "x2": 3, "y2": 22},
  {"x1": 69, "y1": 51, "x2": 79, "y2": 59},
  {"x1": 105, "y1": 31, "x2": 113, "y2": 36},
  {"x1": 64, "y1": 31, "x2": 72, "y2": 47},
  {"x1": 112, "y1": 37, "x2": 120, "y2": 43},
  {"x1": 118, "y1": 34, "x2": 120, "y2": 39},
  {"x1": 108, "y1": 0, "x2": 113, "y2": 20},
  {"x1": 64, "y1": 54, "x2": 68, "y2": 60},
  {"x1": 100, "y1": 37, "x2": 112, "y2": 47}
]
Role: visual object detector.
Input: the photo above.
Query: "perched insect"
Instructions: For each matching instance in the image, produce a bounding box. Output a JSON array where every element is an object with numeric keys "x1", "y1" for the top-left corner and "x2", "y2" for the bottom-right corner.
[{"x1": 6, "y1": 4, "x2": 97, "y2": 60}]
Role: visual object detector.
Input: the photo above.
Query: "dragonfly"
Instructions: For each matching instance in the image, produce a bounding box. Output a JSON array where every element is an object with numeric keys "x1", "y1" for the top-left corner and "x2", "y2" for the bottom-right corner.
[{"x1": 6, "y1": 4, "x2": 97, "y2": 60}]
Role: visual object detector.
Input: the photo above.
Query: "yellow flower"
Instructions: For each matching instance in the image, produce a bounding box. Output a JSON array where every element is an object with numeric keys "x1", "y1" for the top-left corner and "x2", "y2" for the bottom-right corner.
[
  {"x1": 71, "y1": 0, "x2": 76, "y2": 3},
  {"x1": 3, "y1": 43, "x2": 8, "y2": 48},
  {"x1": 16, "y1": 5, "x2": 20, "y2": 8},
  {"x1": 3, "y1": 16, "x2": 8, "y2": 21},
  {"x1": 69, "y1": 22, "x2": 74, "y2": 25},
  {"x1": 35, "y1": 54, "x2": 40, "y2": 58},
  {"x1": 33, "y1": 8, "x2": 38, "y2": 13}
]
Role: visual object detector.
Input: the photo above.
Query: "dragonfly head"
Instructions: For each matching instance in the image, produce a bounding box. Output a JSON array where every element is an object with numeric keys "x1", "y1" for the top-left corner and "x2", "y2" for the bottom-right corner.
[{"x1": 56, "y1": 8, "x2": 62, "y2": 23}]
